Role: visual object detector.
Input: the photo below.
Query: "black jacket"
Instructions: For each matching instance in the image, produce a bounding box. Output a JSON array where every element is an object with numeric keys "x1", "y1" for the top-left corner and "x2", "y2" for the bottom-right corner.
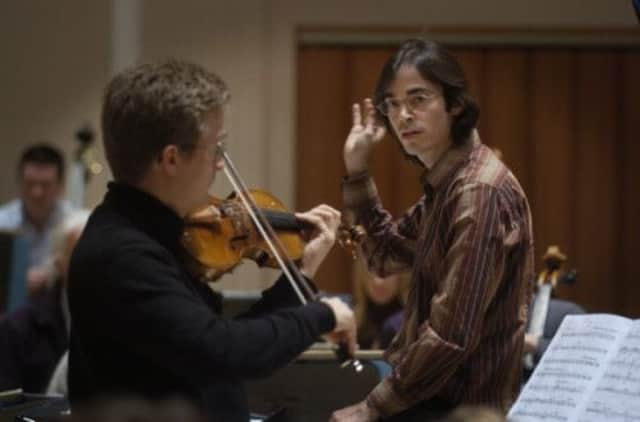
[
  {"x1": 0, "y1": 282, "x2": 68, "y2": 393},
  {"x1": 68, "y1": 183, "x2": 334, "y2": 422}
]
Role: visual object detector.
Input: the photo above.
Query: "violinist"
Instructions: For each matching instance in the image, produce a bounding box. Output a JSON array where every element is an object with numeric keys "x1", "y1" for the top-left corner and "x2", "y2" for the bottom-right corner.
[
  {"x1": 331, "y1": 39, "x2": 534, "y2": 421},
  {"x1": 67, "y1": 60, "x2": 357, "y2": 422}
]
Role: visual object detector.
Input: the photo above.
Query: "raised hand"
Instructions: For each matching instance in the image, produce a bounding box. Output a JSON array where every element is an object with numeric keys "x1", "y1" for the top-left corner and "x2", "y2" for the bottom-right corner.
[{"x1": 343, "y1": 98, "x2": 386, "y2": 175}]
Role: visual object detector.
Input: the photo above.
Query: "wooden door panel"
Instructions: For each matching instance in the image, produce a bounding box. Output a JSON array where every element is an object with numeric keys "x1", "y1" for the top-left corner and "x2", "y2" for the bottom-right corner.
[
  {"x1": 296, "y1": 47, "x2": 350, "y2": 292},
  {"x1": 620, "y1": 52, "x2": 640, "y2": 317},
  {"x1": 573, "y1": 51, "x2": 618, "y2": 312},
  {"x1": 528, "y1": 50, "x2": 576, "y2": 301}
]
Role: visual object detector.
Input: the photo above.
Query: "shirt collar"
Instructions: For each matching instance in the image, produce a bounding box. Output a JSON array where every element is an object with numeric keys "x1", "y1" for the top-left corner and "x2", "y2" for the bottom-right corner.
[
  {"x1": 420, "y1": 129, "x2": 479, "y2": 194},
  {"x1": 19, "y1": 199, "x2": 65, "y2": 232}
]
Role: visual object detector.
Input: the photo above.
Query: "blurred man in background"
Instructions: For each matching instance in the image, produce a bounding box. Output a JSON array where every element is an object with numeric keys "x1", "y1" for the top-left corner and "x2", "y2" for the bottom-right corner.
[{"x1": 0, "y1": 143, "x2": 73, "y2": 298}]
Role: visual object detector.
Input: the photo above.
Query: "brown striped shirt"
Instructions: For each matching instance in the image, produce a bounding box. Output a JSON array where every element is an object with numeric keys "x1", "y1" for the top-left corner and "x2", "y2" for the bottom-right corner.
[{"x1": 342, "y1": 133, "x2": 534, "y2": 417}]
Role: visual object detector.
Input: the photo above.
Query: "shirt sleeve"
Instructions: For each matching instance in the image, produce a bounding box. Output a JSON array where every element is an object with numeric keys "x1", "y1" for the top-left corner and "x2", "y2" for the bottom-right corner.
[
  {"x1": 342, "y1": 171, "x2": 423, "y2": 276},
  {"x1": 71, "y1": 242, "x2": 336, "y2": 384},
  {"x1": 240, "y1": 273, "x2": 317, "y2": 317},
  {"x1": 367, "y1": 183, "x2": 508, "y2": 416}
]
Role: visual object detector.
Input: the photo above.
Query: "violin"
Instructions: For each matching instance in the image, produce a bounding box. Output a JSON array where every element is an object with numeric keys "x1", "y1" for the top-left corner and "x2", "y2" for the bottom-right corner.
[
  {"x1": 181, "y1": 141, "x2": 364, "y2": 372},
  {"x1": 182, "y1": 189, "x2": 365, "y2": 282}
]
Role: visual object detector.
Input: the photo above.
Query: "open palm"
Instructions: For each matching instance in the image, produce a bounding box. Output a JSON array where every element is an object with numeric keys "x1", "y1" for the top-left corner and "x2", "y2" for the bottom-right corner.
[{"x1": 343, "y1": 99, "x2": 386, "y2": 174}]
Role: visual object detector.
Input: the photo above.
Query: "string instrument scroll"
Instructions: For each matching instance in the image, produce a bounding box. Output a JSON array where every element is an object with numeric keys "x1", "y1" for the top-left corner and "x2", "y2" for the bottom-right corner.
[{"x1": 524, "y1": 245, "x2": 577, "y2": 369}]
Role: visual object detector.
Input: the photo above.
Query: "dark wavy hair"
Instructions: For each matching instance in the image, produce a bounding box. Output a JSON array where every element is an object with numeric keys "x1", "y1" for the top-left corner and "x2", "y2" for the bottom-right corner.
[
  {"x1": 102, "y1": 60, "x2": 229, "y2": 184},
  {"x1": 18, "y1": 143, "x2": 65, "y2": 180},
  {"x1": 373, "y1": 39, "x2": 479, "y2": 164}
]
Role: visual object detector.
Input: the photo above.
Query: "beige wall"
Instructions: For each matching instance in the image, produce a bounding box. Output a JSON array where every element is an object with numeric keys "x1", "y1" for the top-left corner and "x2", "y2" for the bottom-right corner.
[
  {"x1": 0, "y1": 1, "x2": 110, "y2": 207},
  {"x1": 1, "y1": 0, "x2": 636, "y2": 288}
]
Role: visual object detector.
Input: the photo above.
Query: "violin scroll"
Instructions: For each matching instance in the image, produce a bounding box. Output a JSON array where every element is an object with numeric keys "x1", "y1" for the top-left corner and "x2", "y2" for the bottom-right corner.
[{"x1": 337, "y1": 224, "x2": 366, "y2": 260}]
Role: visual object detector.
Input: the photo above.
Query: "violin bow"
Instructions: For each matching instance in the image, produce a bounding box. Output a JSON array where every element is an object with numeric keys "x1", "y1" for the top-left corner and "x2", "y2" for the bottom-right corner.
[{"x1": 217, "y1": 141, "x2": 363, "y2": 372}]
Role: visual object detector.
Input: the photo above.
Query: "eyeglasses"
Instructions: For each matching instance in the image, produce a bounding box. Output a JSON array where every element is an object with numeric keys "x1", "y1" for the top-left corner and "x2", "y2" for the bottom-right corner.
[
  {"x1": 189, "y1": 131, "x2": 228, "y2": 162},
  {"x1": 376, "y1": 90, "x2": 439, "y2": 118}
]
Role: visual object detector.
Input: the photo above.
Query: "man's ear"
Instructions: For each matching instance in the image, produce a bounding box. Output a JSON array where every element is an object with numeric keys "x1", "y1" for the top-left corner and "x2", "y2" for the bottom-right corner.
[
  {"x1": 157, "y1": 144, "x2": 180, "y2": 175},
  {"x1": 450, "y1": 101, "x2": 463, "y2": 117}
]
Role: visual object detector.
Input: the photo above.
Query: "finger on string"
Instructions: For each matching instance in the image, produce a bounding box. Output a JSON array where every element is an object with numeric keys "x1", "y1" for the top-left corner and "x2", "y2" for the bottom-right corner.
[
  {"x1": 310, "y1": 211, "x2": 335, "y2": 225},
  {"x1": 297, "y1": 207, "x2": 339, "y2": 224},
  {"x1": 317, "y1": 210, "x2": 342, "y2": 226},
  {"x1": 320, "y1": 205, "x2": 342, "y2": 220},
  {"x1": 295, "y1": 212, "x2": 320, "y2": 227},
  {"x1": 314, "y1": 203, "x2": 340, "y2": 214},
  {"x1": 297, "y1": 212, "x2": 329, "y2": 236},
  {"x1": 307, "y1": 204, "x2": 338, "y2": 216},
  {"x1": 315, "y1": 218, "x2": 331, "y2": 238},
  {"x1": 307, "y1": 207, "x2": 340, "y2": 224},
  {"x1": 311, "y1": 211, "x2": 341, "y2": 233}
]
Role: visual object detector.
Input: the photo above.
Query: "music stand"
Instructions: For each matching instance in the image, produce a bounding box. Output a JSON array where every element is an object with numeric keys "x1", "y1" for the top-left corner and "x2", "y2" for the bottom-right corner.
[{"x1": 246, "y1": 349, "x2": 384, "y2": 422}]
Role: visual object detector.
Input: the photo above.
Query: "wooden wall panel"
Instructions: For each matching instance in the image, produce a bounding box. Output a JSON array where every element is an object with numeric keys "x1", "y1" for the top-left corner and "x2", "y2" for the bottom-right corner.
[
  {"x1": 619, "y1": 52, "x2": 640, "y2": 317},
  {"x1": 453, "y1": 50, "x2": 486, "y2": 135},
  {"x1": 296, "y1": 47, "x2": 349, "y2": 211},
  {"x1": 483, "y1": 50, "x2": 531, "y2": 195},
  {"x1": 528, "y1": 51, "x2": 576, "y2": 302},
  {"x1": 296, "y1": 47, "x2": 349, "y2": 292},
  {"x1": 573, "y1": 51, "x2": 618, "y2": 312}
]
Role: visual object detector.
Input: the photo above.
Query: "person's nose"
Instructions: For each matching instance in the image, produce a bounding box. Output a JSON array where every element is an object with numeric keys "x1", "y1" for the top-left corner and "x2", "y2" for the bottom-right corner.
[
  {"x1": 215, "y1": 158, "x2": 225, "y2": 171},
  {"x1": 372, "y1": 276, "x2": 385, "y2": 286},
  {"x1": 29, "y1": 184, "x2": 45, "y2": 199},
  {"x1": 398, "y1": 102, "x2": 414, "y2": 122}
]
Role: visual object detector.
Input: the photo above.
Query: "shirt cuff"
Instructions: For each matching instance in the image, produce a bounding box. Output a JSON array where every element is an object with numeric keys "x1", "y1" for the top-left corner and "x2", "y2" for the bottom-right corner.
[
  {"x1": 342, "y1": 170, "x2": 380, "y2": 211},
  {"x1": 366, "y1": 376, "x2": 412, "y2": 417},
  {"x1": 304, "y1": 301, "x2": 336, "y2": 334}
]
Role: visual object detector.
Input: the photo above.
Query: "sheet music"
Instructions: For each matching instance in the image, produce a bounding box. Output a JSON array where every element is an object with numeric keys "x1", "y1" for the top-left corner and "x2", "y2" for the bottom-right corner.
[
  {"x1": 579, "y1": 321, "x2": 640, "y2": 422},
  {"x1": 509, "y1": 314, "x2": 630, "y2": 422}
]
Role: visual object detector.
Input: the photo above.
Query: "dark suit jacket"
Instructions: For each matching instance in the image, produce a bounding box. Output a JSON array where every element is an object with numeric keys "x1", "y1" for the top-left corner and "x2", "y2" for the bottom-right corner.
[
  {"x1": 68, "y1": 183, "x2": 334, "y2": 422},
  {"x1": 0, "y1": 282, "x2": 68, "y2": 392}
]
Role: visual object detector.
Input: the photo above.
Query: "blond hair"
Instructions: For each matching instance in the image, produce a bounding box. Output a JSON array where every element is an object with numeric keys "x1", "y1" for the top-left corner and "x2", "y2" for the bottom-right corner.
[{"x1": 352, "y1": 255, "x2": 410, "y2": 348}]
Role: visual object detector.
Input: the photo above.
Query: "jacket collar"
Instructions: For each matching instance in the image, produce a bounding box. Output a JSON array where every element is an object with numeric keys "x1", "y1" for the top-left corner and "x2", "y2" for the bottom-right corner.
[
  {"x1": 103, "y1": 182, "x2": 184, "y2": 254},
  {"x1": 420, "y1": 130, "x2": 479, "y2": 195}
]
